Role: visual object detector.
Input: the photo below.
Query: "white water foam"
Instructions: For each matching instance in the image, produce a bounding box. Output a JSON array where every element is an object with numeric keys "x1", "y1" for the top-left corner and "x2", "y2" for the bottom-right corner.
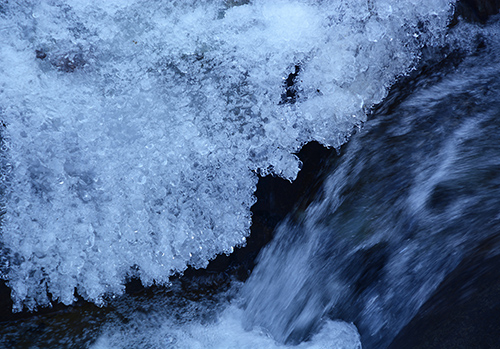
[
  {"x1": 91, "y1": 304, "x2": 361, "y2": 349},
  {"x1": 0, "y1": 0, "x2": 455, "y2": 311}
]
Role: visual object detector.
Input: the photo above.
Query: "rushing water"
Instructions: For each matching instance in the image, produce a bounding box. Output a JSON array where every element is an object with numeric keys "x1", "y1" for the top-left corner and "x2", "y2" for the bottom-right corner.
[
  {"x1": 1, "y1": 0, "x2": 500, "y2": 348},
  {"x1": 241, "y1": 22, "x2": 500, "y2": 347}
]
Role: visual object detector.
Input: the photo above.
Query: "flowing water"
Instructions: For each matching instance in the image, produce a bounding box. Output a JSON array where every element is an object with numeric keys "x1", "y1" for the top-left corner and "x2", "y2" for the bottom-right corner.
[
  {"x1": 241, "y1": 26, "x2": 500, "y2": 347},
  {"x1": 1, "y1": 0, "x2": 499, "y2": 348}
]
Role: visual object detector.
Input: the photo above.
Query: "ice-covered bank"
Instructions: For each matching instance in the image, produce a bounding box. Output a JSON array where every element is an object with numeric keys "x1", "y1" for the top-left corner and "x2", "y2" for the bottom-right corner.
[{"x1": 0, "y1": 0, "x2": 458, "y2": 312}]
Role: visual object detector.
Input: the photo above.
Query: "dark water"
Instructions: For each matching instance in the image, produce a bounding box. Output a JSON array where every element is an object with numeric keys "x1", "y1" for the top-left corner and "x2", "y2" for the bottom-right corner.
[{"x1": 241, "y1": 16, "x2": 500, "y2": 348}]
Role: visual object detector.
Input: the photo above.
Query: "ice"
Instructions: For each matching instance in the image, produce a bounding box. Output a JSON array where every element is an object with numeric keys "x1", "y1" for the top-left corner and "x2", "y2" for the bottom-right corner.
[{"x1": 0, "y1": 0, "x2": 456, "y2": 310}]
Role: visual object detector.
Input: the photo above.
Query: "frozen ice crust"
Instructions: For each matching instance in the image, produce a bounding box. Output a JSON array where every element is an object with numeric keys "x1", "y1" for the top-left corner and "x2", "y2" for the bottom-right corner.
[{"x1": 0, "y1": 0, "x2": 454, "y2": 310}]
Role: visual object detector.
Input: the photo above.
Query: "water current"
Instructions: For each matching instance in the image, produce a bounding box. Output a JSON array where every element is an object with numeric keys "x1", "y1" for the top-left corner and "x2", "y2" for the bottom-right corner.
[{"x1": 241, "y1": 23, "x2": 500, "y2": 347}]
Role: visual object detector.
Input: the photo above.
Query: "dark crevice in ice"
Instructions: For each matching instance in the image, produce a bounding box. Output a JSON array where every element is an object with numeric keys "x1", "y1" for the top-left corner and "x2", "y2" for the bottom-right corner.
[
  {"x1": 35, "y1": 48, "x2": 89, "y2": 73},
  {"x1": 279, "y1": 64, "x2": 301, "y2": 105}
]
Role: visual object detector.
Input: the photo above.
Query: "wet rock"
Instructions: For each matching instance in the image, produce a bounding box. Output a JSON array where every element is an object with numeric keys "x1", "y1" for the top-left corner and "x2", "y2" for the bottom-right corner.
[
  {"x1": 183, "y1": 141, "x2": 336, "y2": 282},
  {"x1": 453, "y1": 0, "x2": 500, "y2": 24}
]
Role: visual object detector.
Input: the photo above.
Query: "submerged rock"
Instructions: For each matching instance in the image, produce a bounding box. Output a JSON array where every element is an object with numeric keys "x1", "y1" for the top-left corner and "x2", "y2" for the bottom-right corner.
[{"x1": 389, "y1": 236, "x2": 500, "y2": 349}]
